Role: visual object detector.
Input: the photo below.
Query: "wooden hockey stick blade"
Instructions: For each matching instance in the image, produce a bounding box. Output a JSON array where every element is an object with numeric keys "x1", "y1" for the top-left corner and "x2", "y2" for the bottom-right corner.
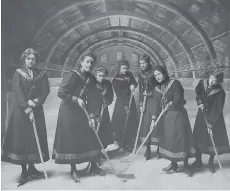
[{"x1": 116, "y1": 173, "x2": 135, "y2": 180}]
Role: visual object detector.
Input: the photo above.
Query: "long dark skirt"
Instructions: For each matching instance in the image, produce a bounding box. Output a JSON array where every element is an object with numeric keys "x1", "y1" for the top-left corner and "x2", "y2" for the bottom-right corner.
[
  {"x1": 52, "y1": 101, "x2": 101, "y2": 164},
  {"x1": 157, "y1": 107, "x2": 195, "y2": 162},
  {"x1": 140, "y1": 97, "x2": 159, "y2": 145},
  {"x1": 193, "y1": 109, "x2": 230, "y2": 155},
  {"x1": 2, "y1": 99, "x2": 49, "y2": 165},
  {"x1": 98, "y1": 107, "x2": 114, "y2": 148},
  {"x1": 111, "y1": 97, "x2": 138, "y2": 146}
]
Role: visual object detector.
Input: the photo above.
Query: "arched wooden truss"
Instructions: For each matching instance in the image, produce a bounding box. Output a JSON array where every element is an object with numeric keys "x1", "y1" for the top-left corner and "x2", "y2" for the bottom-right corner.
[{"x1": 32, "y1": 0, "x2": 230, "y2": 78}]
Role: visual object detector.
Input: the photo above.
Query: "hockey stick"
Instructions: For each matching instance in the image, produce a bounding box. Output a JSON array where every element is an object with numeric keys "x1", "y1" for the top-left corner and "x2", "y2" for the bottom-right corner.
[
  {"x1": 119, "y1": 105, "x2": 169, "y2": 173},
  {"x1": 203, "y1": 115, "x2": 230, "y2": 180},
  {"x1": 120, "y1": 93, "x2": 133, "y2": 149},
  {"x1": 32, "y1": 118, "x2": 48, "y2": 179},
  {"x1": 132, "y1": 95, "x2": 147, "y2": 154},
  {"x1": 134, "y1": 104, "x2": 169, "y2": 156},
  {"x1": 82, "y1": 106, "x2": 135, "y2": 182},
  {"x1": 96, "y1": 105, "x2": 105, "y2": 133}
]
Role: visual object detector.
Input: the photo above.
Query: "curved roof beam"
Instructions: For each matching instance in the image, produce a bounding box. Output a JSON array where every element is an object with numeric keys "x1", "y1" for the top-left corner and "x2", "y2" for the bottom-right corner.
[
  {"x1": 64, "y1": 43, "x2": 157, "y2": 69},
  {"x1": 49, "y1": 26, "x2": 177, "y2": 73},
  {"x1": 74, "y1": 36, "x2": 173, "y2": 70},
  {"x1": 61, "y1": 27, "x2": 177, "y2": 66},
  {"x1": 63, "y1": 38, "x2": 164, "y2": 69},
  {"x1": 94, "y1": 42, "x2": 153, "y2": 58},
  {"x1": 33, "y1": 0, "x2": 216, "y2": 61},
  {"x1": 138, "y1": 0, "x2": 217, "y2": 60},
  {"x1": 62, "y1": 42, "x2": 159, "y2": 76},
  {"x1": 44, "y1": 12, "x2": 192, "y2": 69},
  {"x1": 63, "y1": 29, "x2": 165, "y2": 66},
  {"x1": 92, "y1": 42, "x2": 159, "y2": 66},
  {"x1": 76, "y1": 37, "x2": 177, "y2": 77},
  {"x1": 63, "y1": 27, "x2": 165, "y2": 67},
  {"x1": 67, "y1": 12, "x2": 196, "y2": 68},
  {"x1": 85, "y1": 38, "x2": 178, "y2": 78},
  {"x1": 33, "y1": 0, "x2": 103, "y2": 42}
]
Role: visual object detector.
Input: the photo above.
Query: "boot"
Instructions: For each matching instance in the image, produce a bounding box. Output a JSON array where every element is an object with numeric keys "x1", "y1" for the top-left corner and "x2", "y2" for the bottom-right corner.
[
  {"x1": 162, "y1": 162, "x2": 178, "y2": 172},
  {"x1": 87, "y1": 162, "x2": 107, "y2": 176},
  {"x1": 28, "y1": 164, "x2": 44, "y2": 178},
  {"x1": 21, "y1": 164, "x2": 27, "y2": 176},
  {"x1": 190, "y1": 160, "x2": 203, "y2": 170},
  {"x1": 208, "y1": 155, "x2": 215, "y2": 173},
  {"x1": 157, "y1": 145, "x2": 160, "y2": 159},
  {"x1": 144, "y1": 144, "x2": 151, "y2": 161},
  {"x1": 70, "y1": 164, "x2": 80, "y2": 183},
  {"x1": 184, "y1": 159, "x2": 193, "y2": 177},
  {"x1": 190, "y1": 150, "x2": 203, "y2": 170},
  {"x1": 17, "y1": 165, "x2": 29, "y2": 187}
]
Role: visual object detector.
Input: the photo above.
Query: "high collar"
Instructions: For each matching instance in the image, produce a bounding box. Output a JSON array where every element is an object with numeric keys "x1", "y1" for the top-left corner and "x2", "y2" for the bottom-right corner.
[
  {"x1": 207, "y1": 82, "x2": 220, "y2": 90},
  {"x1": 25, "y1": 65, "x2": 37, "y2": 72},
  {"x1": 141, "y1": 65, "x2": 152, "y2": 74},
  {"x1": 77, "y1": 67, "x2": 90, "y2": 77},
  {"x1": 96, "y1": 79, "x2": 104, "y2": 84},
  {"x1": 159, "y1": 78, "x2": 170, "y2": 86},
  {"x1": 118, "y1": 72, "x2": 127, "y2": 76}
]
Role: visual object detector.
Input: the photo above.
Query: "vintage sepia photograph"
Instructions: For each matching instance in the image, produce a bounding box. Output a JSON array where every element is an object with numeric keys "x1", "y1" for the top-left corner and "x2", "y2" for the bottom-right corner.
[{"x1": 1, "y1": 0, "x2": 230, "y2": 190}]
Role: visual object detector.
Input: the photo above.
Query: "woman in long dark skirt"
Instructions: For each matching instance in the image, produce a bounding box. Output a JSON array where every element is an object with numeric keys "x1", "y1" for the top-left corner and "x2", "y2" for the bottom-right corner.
[
  {"x1": 151, "y1": 65, "x2": 195, "y2": 176},
  {"x1": 93, "y1": 65, "x2": 118, "y2": 151},
  {"x1": 52, "y1": 53, "x2": 106, "y2": 183},
  {"x1": 138, "y1": 54, "x2": 158, "y2": 160},
  {"x1": 1, "y1": 48, "x2": 50, "y2": 186},
  {"x1": 191, "y1": 71, "x2": 230, "y2": 173},
  {"x1": 111, "y1": 60, "x2": 139, "y2": 150}
]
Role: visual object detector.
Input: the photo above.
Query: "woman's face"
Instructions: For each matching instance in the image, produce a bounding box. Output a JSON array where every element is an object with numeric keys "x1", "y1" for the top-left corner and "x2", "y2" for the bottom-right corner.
[
  {"x1": 96, "y1": 71, "x2": 106, "y2": 83},
  {"x1": 209, "y1": 75, "x2": 218, "y2": 87},
  {"x1": 120, "y1": 65, "x2": 128, "y2": 75},
  {"x1": 139, "y1": 59, "x2": 148, "y2": 71},
  {"x1": 81, "y1": 56, "x2": 94, "y2": 72},
  {"x1": 154, "y1": 70, "x2": 165, "y2": 83},
  {"x1": 25, "y1": 54, "x2": 36, "y2": 68}
]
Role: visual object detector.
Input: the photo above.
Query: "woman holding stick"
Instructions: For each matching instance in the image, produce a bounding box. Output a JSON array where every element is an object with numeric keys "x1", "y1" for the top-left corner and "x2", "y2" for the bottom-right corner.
[
  {"x1": 191, "y1": 71, "x2": 230, "y2": 173},
  {"x1": 52, "y1": 53, "x2": 106, "y2": 183},
  {"x1": 2, "y1": 48, "x2": 50, "y2": 186},
  {"x1": 93, "y1": 65, "x2": 118, "y2": 151},
  {"x1": 137, "y1": 54, "x2": 158, "y2": 160},
  {"x1": 111, "y1": 60, "x2": 138, "y2": 151},
  {"x1": 151, "y1": 65, "x2": 195, "y2": 176}
]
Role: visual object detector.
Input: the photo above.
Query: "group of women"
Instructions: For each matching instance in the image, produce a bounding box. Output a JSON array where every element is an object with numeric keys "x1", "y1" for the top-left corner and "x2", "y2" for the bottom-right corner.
[{"x1": 2, "y1": 48, "x2": 230, "y2": 187}]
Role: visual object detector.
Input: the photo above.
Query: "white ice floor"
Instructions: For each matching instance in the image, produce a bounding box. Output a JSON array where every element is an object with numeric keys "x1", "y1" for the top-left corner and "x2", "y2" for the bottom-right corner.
[{"x1": 2, "y1": 88, "x2": 230, "y2": 190}]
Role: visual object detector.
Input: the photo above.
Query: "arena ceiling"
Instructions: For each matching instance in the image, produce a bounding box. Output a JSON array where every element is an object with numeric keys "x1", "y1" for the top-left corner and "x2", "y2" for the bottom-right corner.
[{"x1": 3, "y1": 0, "x2": 230, "y2": 78}]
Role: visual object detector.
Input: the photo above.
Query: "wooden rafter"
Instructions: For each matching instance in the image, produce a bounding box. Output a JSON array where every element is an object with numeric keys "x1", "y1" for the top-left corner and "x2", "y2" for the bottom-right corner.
[
  {"x1": 64, "y1": 36, "x2": 165, "y2": 69},
  {"x1": 33, "y1": 0, "x2": 217, "y2": 62},
  {"x1": 74, "y1": 36, "x2": 169, "y2": 68},
  {"x1": 168, "y1": 9, "x2": 222, "y2": 48},
  {"x1": 62, "y1": 26, "x2": 175, "y2": 69},
  {"x1": 44, "y1": 12, "x2": 192, "y2": 74},
  {"x1": 158, "y1": 14, "x2": 180, "y2": 38},
  {"x1": 139, "y1": 22, "x2": 150, "y2": 41},
  {"x1": 164, "y1": 28, "x2": 230, "y2": 61}
]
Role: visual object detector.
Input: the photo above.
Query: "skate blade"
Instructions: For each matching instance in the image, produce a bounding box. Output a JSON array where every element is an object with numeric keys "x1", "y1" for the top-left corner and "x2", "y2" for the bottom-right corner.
[{"x1": 17, "y1": 178, "x2": 29, "y2": 187}]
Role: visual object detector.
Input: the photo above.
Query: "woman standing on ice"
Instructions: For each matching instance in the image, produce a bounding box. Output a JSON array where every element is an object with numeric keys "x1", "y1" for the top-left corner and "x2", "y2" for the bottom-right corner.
[
  {"x1": 93, "y1": 65, "x2": 119, "y2": 152},
  {"x1": 151, "y1": 65, "x2": 195, "y2": 176},
  {"x1": 191, "y1": 71, "x2": 230, "y2": 173},
  {"x1": 138, "y1": 54, "x2": 158, "y2": 160},
  {"x1": 110, "y1": 60, "x2": 139, "y2": 151},
  {"x1": 2, "y1": 48, "x2": 50, "y2": 186},
  {"x1": 52, "y1": 53, "x2": 106, "y2": 183}
]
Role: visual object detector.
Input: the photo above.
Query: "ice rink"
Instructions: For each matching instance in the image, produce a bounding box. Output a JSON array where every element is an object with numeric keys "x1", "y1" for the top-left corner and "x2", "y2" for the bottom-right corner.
[{"x1": 2, "y1": 79, "x2": 230, "y2": 190}]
